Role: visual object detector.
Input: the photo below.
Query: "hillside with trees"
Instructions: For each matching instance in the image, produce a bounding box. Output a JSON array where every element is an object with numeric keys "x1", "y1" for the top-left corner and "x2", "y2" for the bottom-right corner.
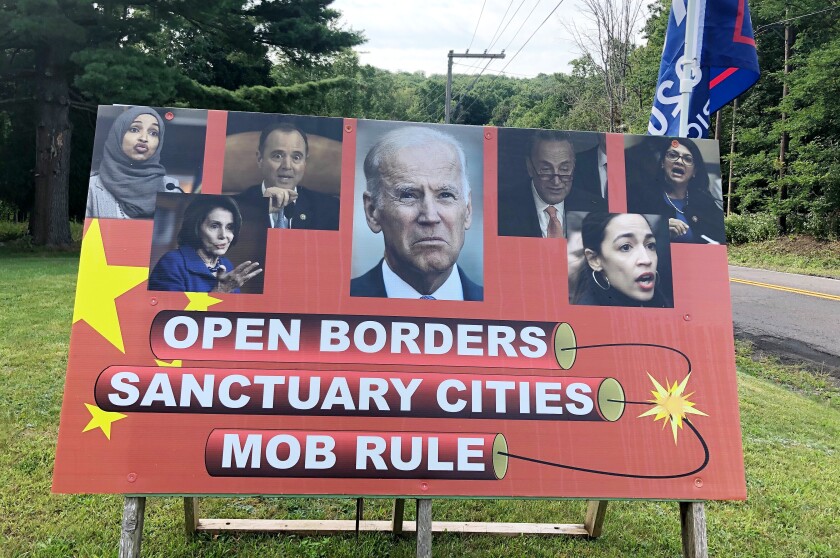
[{"x1": 1, "y1": 0, "x2": 838, "y2": 243}]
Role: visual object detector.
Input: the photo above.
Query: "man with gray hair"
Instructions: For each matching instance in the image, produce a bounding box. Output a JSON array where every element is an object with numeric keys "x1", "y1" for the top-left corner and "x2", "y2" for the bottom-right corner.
[
  {"x1": 498, "y1": 129, "x2": 606, "y2": 237},
  {"x1": 351, "y1": 126, "x2": 483, "y2": 301}
]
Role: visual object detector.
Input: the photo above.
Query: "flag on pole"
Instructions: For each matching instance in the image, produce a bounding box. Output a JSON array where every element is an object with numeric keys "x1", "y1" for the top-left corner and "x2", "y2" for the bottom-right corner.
[{"x1": 648, "y1": 0, "x2": 760, "y2": 137}]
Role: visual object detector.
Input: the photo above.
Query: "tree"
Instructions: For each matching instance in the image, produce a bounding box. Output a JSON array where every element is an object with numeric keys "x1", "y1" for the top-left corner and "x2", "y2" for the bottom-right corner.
[
  {"x1": 567, "y1": 0, "x2": 646, "y2": 132},
  {"x1": 0, "y1": 0, "x2": 362, "y2": 246}
]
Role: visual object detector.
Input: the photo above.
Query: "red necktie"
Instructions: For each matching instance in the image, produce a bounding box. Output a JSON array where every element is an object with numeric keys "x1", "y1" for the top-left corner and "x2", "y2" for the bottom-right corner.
[{"x1": 545, "y1": 206, "x2": 563, "y2": 238}]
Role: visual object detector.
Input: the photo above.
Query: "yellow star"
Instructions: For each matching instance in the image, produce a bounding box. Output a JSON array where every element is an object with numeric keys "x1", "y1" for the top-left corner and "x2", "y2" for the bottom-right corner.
[
  {"x1": 638, "y1": 372, "x2": 708, "y2": 444},
  {"x1": 155, "y1": 359, "x2": 182, "y2": 367},
  {"x1": 185, "y1": 292, "x2": 222, "y2": 311},
  {"x1": 72, "y1": 220, "x2": 148, "y2": 353},
  {"x1": 82, "y1": 403, "x2": 127, "y2": 440}
]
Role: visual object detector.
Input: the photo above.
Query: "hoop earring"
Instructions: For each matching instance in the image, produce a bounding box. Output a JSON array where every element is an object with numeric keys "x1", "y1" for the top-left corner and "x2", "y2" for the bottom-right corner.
[{"x1": 592, "y1": 270, "x2": 611, "y2": 291}]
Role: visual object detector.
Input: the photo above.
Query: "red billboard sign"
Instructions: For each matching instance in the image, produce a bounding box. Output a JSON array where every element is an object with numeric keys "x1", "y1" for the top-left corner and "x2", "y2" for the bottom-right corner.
[{"x1": 53, "y1": 107, "x2": 745, "y2": 500}]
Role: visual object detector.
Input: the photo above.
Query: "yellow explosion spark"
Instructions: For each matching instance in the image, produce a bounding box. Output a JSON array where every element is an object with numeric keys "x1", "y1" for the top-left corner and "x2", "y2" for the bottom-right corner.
[{"x1": 638, "y1": 373, "x2": 707, "y2": 444}]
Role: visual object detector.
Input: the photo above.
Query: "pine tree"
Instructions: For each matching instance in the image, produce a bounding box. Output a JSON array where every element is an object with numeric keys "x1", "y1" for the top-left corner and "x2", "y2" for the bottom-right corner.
[{"x1": 0, "y1": 0, "x2": 362, "y2": 246}]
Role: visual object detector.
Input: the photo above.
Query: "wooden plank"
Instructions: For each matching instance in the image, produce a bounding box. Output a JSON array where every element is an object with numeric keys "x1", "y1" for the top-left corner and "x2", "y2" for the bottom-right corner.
[
  {"x1": 584, "y1": 500, "x2": 608, "y2": 538},
  {"x1": 416, "y1": 499, "x2": 432, "y2": 558},
  {"x1": 184, "y1": 497, "x2": 199, "y2": 540},
  {"x1": 680, "y1": 502, "x2": 708, "y2": 558},
  {"x1": 118, "y1": 496, "x2": 146, "y2": 558},
  {"x1": 194, "y1": 518, "x2": 590, "y2": 536},
  {"x1": 392, "y1": 499, "x2": 406, "y2": 534}
]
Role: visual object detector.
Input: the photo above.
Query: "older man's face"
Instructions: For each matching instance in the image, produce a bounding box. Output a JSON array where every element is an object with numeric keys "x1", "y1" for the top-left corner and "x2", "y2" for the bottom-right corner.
[
  {"x1": 364, "y1": 142, "x2": 472, "y2": 288},
  {"x1": 527, "y1": 139, "x2": 575, "y2": 205}
]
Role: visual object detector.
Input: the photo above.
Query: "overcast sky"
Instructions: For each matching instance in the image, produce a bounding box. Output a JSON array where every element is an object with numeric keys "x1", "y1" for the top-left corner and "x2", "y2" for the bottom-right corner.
[{"x1": 332, "y1": 0, "x2": 598, "y2": 79}]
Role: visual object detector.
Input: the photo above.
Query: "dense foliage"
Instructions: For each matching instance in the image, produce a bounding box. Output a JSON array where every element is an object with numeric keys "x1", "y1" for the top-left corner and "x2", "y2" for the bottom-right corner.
[
  {"x1": 1, "y1": 0, "x2": 838, "y2": 239},
  {"x1": 0, "y1": 0, "x2": 362, "y2": 245}
]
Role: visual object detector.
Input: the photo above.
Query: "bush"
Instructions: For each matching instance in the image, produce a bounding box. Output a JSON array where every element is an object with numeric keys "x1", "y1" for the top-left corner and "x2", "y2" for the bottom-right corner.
[
  {"x1": 0, "y1": 220, "x2": 28, "y2": 242},
  {"x1": 0, "y1": 199, "x2": 19, "y2": 221},
  {"x1": 725, "y1": 212, "x2": 778, "y2": 244}
]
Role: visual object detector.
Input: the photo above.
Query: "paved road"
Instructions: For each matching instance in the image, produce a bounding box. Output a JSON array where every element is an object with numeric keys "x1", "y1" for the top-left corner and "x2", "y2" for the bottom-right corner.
[{"x1": 729, "y1": 265, "x2": 840, "y2": 375}]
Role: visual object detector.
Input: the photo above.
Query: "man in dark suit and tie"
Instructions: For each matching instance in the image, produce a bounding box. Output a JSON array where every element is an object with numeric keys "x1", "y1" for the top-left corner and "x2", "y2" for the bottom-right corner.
[
  {"x1": 498, "y1": 130, "x2": 607, "y2": 238},
  {"x1": 237, "y1": 121, "x2": 340, "y2": 231},
  {"x1": 350, "y1": 126, "x2": 483, "y2": 301}
]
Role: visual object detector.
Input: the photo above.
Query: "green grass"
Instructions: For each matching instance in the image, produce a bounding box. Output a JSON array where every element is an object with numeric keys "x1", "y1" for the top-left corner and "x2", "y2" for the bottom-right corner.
[
  {"x1": 728, "y1": 236, "x2": 840, "y2": 279},
  {"x1": 1, "y1": 255, "x2": 838, "y2": 557}
]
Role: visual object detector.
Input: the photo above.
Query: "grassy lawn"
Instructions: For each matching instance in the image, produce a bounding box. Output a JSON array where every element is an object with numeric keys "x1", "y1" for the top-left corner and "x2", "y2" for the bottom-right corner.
[
  {"x1": 1, "y1": 254, "x2": 837, "y2": 557},
  {"x1": 728, "y1": 236, "x2": 840, "y2": 279}
]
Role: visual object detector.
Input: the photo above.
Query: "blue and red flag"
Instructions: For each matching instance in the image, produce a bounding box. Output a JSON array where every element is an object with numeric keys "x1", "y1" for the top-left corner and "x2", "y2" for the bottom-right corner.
[{"x1": 648, "y1": 0, "x2": 760, "y2": 137}]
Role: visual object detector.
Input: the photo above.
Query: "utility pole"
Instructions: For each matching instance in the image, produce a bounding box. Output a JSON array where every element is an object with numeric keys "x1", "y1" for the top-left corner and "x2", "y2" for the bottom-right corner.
[
  {"x1": 778, "y1": 8, "x2": 793, "y2": 233},
  {"x1": 445, "y1": 50, "x2": 505, "y2": 124},
  {"x1": 727, "y1": 99, "x2": 738, "y2": 216}
]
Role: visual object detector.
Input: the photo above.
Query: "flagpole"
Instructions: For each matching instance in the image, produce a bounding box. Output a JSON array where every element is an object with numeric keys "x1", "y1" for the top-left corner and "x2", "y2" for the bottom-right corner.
[{"x1": 679, "y1": 0, "x2": 699, "y2": 137}]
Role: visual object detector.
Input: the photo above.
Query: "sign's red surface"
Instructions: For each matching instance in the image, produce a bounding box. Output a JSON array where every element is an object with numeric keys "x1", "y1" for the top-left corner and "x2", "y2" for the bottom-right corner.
[{"x1": 53, "y1": 107, "x2": 745, "y2": 499}]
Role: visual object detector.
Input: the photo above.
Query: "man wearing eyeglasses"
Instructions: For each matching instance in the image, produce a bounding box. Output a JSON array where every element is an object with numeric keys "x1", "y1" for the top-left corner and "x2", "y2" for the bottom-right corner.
[{"x1": 498, "y1": 130, "x2": 607, "y2": 238}]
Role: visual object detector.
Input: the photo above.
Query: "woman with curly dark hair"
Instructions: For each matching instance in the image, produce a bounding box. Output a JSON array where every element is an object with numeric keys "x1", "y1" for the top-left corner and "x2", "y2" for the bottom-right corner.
[{"x1": 628, "y1": 138, "x2": 725, "y2": 244}]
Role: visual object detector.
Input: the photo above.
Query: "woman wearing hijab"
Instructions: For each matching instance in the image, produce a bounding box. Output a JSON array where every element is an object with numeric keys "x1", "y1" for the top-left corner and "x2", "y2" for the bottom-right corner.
[
  {"x1": 86, "y1": 106, "x2": 180, "y2": 219},
  {"x1": 148, "y1": 196, "x2": 262, "y2": 293},
  {"x1": 571, "y1": 212, "x2": 671, "y2": 308},
  {"x1": 627, "y1": 138, "x2": 725, "y2": 244}
]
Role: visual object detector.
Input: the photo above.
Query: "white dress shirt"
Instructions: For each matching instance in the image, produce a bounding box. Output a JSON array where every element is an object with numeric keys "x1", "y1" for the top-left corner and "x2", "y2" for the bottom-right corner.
[
  {"x1": 381, "y1": 259, "x2": 465, "y2": 300},
  {"x1": 261, "y1": 182, "x2": 298, "y2": 228},
  {"x1": 531, "y1": 182, "x2": 565, "y2": 238},
  {"x1": 598, "y1": 146, "x2": 608, "y2": 198}
]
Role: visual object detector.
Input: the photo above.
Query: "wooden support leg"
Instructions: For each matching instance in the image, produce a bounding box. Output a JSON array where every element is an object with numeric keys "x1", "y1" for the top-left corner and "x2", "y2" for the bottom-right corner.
[
  {"x1": 184, "y1": 497, "x2": 199, "y2": 540},
  {"x1": 680, "y1": 502, "x2": 708, "y2": 558},
  {"x1": 355, "y1": 498, "x2": 364, "y2": 537},
  {"x1": 584, "y1": 500, "x2": 608, "y2": 538},
  {"x1": 119, "y1": 496, "x2": 146, "y2": 558},
  {"x1": 416, "y1": 499, "x2": 432, "y2": 558},
  {"x1": 391, "y1": 498, "x2": 406, "y2": 535}
]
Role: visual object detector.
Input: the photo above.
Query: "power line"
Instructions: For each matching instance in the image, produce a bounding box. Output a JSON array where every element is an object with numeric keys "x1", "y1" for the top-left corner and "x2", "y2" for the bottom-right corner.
[
  {"x1": 467, "y1": 0, "x2": 488, "y2": 51},
  {"x1": 452, "y1": 62, "x2": 532, "y2": 77},
  {"x1": 451, "y1": 57, "x2": 497, "y2": 118},
  {"x1": 445, "y1": 50, "x2": 506, "y2": 122},
  {"x1": 455, "y1": 0, "x2": 540, "y2": 115},
  {"x1": 488, "y1": 0, "x2": 528, "y2": 52},
  {"x1": 755, "y1": 5, "x2": 840, "y2": 34},
  {"x1": 419, "y1": 89, "x2": 448, "y2": 120},
  {"x1": 498, "y1": 0, "x2": 566, "y2": 73},
  {"x1": 503, "y1": 0, "x2": 544, "y2": 51},
  {"x1": 458, "y1": 0, "x2": 567, "y2": 120},
  {"x1": 439, "y1": 0, "x2": 566, "y2": 123},
  {"x1": 486, "y1": 0, "x2": 516, "y2": 50}
]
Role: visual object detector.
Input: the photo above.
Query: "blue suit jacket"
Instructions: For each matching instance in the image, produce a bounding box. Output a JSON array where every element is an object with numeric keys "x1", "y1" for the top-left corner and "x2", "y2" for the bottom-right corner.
[
  {"x1": 148, "y1": 246, "x2": 236, "y2": 293},
  {"x1": 350, "y1": 260, "x2": 483, "y2": 301}
]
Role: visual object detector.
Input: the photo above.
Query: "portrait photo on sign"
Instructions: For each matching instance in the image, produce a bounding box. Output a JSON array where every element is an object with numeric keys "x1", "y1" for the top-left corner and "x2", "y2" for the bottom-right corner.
[
  {"x1": 350, "y1": 120, "x2": 484, "y2": 301},
  {"x1": 567, "y1": 211, "x2": 674, "y2": 308},
  {"x1": 148, "y1": 193, "x2": 267, "y2": 294},
  {"x1": 221, "y1": 111, "x2": 343, "y2": 233},
  {"x1": 624, "y1": 135, "x2": 726, "y2": 245},
  {"x1": 86, "y1": 105, "x2": 207, "y2": 220},
  {"x1": 497, "y1": 127, "x2": 608, "y2": 238}
]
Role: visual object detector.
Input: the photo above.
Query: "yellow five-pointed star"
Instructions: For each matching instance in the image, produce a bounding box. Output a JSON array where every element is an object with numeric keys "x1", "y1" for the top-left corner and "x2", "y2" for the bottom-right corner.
[
  {"x1": 185, "y1": 292, "x2": 222, "y2": 311},
  {"x1": 82, "y1": 403, "x2": 127, "y2": 440},
  {"x1": 72, "y1": 220, "x2": 148, "y2": 353}
]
